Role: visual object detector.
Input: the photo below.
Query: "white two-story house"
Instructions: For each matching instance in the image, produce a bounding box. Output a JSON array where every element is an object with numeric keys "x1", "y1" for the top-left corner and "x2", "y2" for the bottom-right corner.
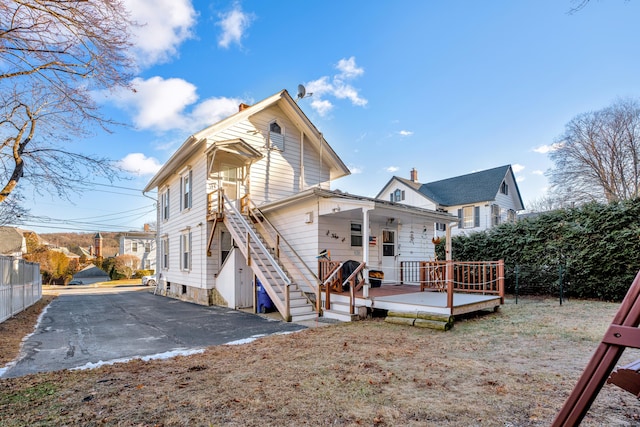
[
  {"x1": 144, "y1": 89, "x2": 471, "y2": 322},
  {"x1": 377, "y1": 166, "x2": 525, "y2": 238},
  {"x1": 119, "y1": 229, "x2": 156, "y2": 271}
]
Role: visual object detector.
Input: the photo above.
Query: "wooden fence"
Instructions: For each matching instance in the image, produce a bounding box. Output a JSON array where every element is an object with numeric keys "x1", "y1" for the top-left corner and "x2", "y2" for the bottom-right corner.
[{"x1": 0, "y1": 256, "x2": 42, "y2": 324}]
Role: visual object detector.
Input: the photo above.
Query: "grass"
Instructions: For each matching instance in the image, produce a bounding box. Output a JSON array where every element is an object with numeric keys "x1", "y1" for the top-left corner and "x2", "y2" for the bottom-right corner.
[{"x1": 1, "y1": 296, "x2": 640, "y2": 426}]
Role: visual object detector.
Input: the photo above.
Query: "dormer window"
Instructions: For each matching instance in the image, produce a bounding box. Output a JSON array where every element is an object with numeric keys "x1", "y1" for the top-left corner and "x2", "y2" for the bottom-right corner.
[{"x1": 269, "y1": 121, "x2": 284, "y2": 150}]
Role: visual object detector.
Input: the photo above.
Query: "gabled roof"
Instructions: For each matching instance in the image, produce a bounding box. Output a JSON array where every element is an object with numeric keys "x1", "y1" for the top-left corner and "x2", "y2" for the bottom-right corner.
[
  {"x1": 144, "y1": 89, "x2": 350, "y2": 192},
  {"x1": 380, "y1": 165, "x2": 525, "y2": 210},
  {"x1": 0, "y1": 227, "x2": 25, "y2": 255}
]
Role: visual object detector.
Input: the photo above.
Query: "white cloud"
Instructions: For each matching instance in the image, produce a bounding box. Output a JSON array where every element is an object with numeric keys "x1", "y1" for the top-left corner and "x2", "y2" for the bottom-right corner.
[
  {"x1": 399, "y1": 130, "x2": 413, "y2": 136},
  {"x1": 336, "y1": 57, "x2": 364, "y2": 79},
  {"x1": 386, "y1": 166, "x2": 399, "y2": 173},
  {"x1": 118, "y1": 153, "x2": 163, "y2": 176},
  {"x1": 516, "y1": 175, "x2": 525, "y2": 183},
  {"x1": 106, "y1": 76, "x2": 242, "y2": 133},
  {"x1": 216, "y1": 4, "x2": 255, "y2": 49},
  {"x1": 305, "y1": 57, "x2": 367, "y2": 116},
  {"x1": 533, "y1": 142, "x2": 563, "y2": 154},
  {"x1": 532, "y1": 169, "x2": 544, "y2": 175},
  {"x1": 512, "y1": 164, "x2": 525, "y2": 173},
  {"x1": 349, "y1": 165, "x2": 363, "y2": 174},
  {"x1": 124, "y1": 0, "x2": 197, "y2": 68},
  {"x1": 310, "y1": 99, "x2": 333, "y2": 116}
]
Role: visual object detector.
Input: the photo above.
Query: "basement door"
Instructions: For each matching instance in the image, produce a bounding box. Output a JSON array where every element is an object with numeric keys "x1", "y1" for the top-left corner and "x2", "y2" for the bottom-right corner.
[{"x1": 381, "y1": 229, "x2": 397, "y2": 284}]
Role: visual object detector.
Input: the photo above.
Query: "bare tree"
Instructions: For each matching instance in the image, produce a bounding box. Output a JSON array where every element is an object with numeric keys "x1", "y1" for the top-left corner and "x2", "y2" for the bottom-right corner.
[
  {"x1": 548, "y1": 99, "x2": 640, "y2": 204},
  {"x1": 0, "y1": 0, "x2": 135, "y2": 205}
]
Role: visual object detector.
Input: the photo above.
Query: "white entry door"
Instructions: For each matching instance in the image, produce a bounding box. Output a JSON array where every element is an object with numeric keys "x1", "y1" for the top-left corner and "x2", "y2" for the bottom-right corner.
[{"x1": 381, "y1": 229, "x2": 397, "y2": 283}]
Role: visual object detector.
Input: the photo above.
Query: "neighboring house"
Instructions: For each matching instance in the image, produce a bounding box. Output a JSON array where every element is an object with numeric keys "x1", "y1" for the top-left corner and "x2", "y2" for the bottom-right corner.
[
  {"x1": 71, "y1": 264, "x2": 110, "y2": 285},
  {"x1": 376, "y1": 165, "x2": 525, "y2": 237},
  {"x1": 49, "y1": 247, "x2": 80, "y2": 262},
  {"x1": 119, "y1": 230, "x2": 156, "y2": 271},
  {"x1": 0, "y1": 227, "x2": 27, "y2": 257},
  {"x1": 143, "y1": 89, "x2": 466, "y2": 322}
]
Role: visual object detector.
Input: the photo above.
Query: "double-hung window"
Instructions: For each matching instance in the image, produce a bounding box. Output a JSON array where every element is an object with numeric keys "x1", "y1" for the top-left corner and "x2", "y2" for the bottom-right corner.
[
  {"x1": 180, "y1": 231, "x2": 192, "y2": 271},
  {"x1": 350, "y1": 222, "x2": 363, "y2": 247},
  {"x1": 181, "y1": 170, "x2": 192, "y2": 211},
  {"x1": 491, "y1": 204, "x2": 501, "y2": 226},
  {"x1": 459, "y1": 206, "x2": 480, "y2": 229},
  {"x1": 161, "y1": 189, "x2": 170, "y2": 220},
  {"x1": 161, "y1": 236, "x2": 169, "y2": 269}
]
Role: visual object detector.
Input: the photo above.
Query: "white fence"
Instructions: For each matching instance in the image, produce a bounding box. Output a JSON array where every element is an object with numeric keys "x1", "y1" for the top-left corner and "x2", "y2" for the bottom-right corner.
[{"x1": 0, "y1": 256, "x2": 42, "y2": 324}]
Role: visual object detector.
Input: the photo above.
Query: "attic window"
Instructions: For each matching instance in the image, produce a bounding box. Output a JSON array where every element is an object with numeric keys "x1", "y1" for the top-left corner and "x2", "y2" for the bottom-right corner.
[
  {"x1": 390, "y1": 189, "x2": 405, "y2": 202},
  {"x1": 269, "y1": 121, "x2": 284, "y2": 151},
  {"x1": 500, "y1": 181, "x2": 508, "y2": 195}
]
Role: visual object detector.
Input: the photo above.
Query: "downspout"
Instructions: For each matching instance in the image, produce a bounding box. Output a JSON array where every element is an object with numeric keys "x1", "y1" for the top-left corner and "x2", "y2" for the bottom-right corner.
[{"x1": 143, "y1": 190, "x2": 159, "y2": 281}]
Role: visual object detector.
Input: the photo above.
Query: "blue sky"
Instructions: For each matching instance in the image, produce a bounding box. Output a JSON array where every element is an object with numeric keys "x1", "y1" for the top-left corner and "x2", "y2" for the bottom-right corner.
[{"x1": 17, "y1": 0, "x2": 640, "y2": 234}]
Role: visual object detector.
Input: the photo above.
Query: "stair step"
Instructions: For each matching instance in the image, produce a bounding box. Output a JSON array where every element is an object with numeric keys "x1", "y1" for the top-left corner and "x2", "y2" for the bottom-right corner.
[
  {"x1": 291, "y1": 312, "x2": 320, "y2": 322},
  {"x1": 323, "y1": 309, "x2": 359, "y2": 322}
]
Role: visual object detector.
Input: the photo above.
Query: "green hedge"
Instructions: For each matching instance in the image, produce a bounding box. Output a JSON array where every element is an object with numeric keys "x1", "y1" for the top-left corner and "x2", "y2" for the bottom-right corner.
[{"x1": 436, "y1": 198, "x2": 640, "y2": 301}]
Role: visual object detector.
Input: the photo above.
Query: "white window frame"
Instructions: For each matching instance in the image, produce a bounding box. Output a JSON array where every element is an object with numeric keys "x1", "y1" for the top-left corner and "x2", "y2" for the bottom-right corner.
[
  {"x1": 350, "y1": 222, "x2": 363, "y2": 247},
  {"x1": 180, "y1": 231, "x2": 192, "y2": 271},
  {"x1": 161, "y1": 236, "x2": 169, "y2": 269},
  {"x1": 161, "y1": 188, "x2": 170, "y2": 221},
  {"x1": 391, "y1": 189, "x2": 405, "y2": 202},
  {"x1": 181, "y1": 169, "x2": 192, "y2": 211},
  {"x1": 131, "y1": 241, "x2": 138, "y2": 252},
  {"x1": 463, "y1": 206, "x2": 474, "y2": 229},
  {"x1": 491, "y1": 204, "x2": 501, "y2": 226}
]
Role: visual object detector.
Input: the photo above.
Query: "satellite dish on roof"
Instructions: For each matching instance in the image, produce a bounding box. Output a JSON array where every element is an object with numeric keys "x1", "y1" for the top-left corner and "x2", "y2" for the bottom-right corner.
[
  {"x1": 295, "y1": 84, "x2": 312, "y2": 102},
  {"x1": 297, "y1": 84, "x2": 306, "y2": 100}
]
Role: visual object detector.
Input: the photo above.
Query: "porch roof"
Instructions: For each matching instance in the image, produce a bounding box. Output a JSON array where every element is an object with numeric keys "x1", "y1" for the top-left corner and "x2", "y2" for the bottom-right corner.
[{"x1": 259, "y1": 187, "x2": 457, "y2": 224}]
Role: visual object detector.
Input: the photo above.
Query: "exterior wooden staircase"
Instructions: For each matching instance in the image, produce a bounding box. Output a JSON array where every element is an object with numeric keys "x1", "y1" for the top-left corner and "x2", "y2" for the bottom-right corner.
[{"x1": 220, "y1": 195, "x2": 318, "y2": 322}]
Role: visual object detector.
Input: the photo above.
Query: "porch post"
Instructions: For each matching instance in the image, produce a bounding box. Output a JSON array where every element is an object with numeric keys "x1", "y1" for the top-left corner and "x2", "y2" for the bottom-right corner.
[
  {"x1": 446, "y1": 222, "x2": 454, "y2": 310},
  {"x1": 362, "y1": 208, "x2": 371, "y2": 281}
]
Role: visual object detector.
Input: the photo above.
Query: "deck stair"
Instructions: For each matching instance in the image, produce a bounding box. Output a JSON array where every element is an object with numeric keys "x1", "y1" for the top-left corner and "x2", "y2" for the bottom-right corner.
[
  {"x1": 320, "y1": 290, "x2": 367, "y2": 322},
  {"x1": 221, "y1": 196, "x2": 317, "y2": 322}
]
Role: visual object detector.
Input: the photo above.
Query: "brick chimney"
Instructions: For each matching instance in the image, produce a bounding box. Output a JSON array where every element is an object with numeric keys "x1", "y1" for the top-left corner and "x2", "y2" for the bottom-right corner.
[
  {"x1": 239, "y1": 103, "x2": 251, "y2": 112},
  {"x1": 410, "y1": 168, "x2": 418, "y2": 182},
  {"x1": 144, "y1": 223, "x2": 150, "y2": 232}
]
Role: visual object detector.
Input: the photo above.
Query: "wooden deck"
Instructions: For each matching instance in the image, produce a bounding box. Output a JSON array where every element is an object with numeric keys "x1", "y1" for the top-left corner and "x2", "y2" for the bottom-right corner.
[{"x1": 334, "y1": 284, "x2": 502, "y2": 316}]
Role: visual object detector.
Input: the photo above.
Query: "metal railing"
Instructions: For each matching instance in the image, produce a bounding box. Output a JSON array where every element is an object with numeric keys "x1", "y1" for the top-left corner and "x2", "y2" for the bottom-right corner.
[{"x1": 0, "y1": 256, "x2": 42, "y2": 323}]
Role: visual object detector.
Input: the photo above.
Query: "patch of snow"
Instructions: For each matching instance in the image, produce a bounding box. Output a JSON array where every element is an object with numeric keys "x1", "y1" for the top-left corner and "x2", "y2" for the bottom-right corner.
[{"x1": 70, "y1": 348, "x2": 205, "y2": 371}]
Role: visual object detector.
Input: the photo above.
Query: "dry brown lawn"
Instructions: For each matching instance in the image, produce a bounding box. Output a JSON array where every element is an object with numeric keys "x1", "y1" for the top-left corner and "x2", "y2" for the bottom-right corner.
[{"x1": 2, "y1": 296, "x2": 640, "y2": 426}]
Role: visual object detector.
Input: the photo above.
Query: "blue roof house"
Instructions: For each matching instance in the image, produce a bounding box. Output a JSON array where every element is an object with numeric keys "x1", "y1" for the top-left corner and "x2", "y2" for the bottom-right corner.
[{"x1": 376, "y1": 165, "x2": 525, "y2": 237}]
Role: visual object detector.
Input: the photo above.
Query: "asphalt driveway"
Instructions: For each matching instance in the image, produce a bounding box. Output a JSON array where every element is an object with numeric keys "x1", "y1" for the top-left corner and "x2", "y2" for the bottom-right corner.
[{"x1": 2, "y1": 289, "x2": 306, "y2": 378}]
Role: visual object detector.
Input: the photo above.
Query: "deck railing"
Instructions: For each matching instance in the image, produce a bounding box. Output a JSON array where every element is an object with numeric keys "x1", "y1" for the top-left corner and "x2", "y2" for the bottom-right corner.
[
  {"x1": 319, "y1": 259, "x2": 505, "y2": 310},
  {"x1": 401, "y1": 260, "x2": 505, "y2": 305}
]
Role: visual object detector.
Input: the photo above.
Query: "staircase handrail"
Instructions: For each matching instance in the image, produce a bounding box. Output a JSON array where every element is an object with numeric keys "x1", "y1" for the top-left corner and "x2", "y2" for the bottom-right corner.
[
  {"x1": 244, "y1": 197, "x2": 320, "y2": 294},
  {"x1": 222, "y1": 194, "x2": 291, "y2": 286},
  {"x1": 321, "y1": 261, "x2": 344, "y2": 311},
  {"x1": 344, "y1": 262, "x2": 366, "y2": 315}
]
